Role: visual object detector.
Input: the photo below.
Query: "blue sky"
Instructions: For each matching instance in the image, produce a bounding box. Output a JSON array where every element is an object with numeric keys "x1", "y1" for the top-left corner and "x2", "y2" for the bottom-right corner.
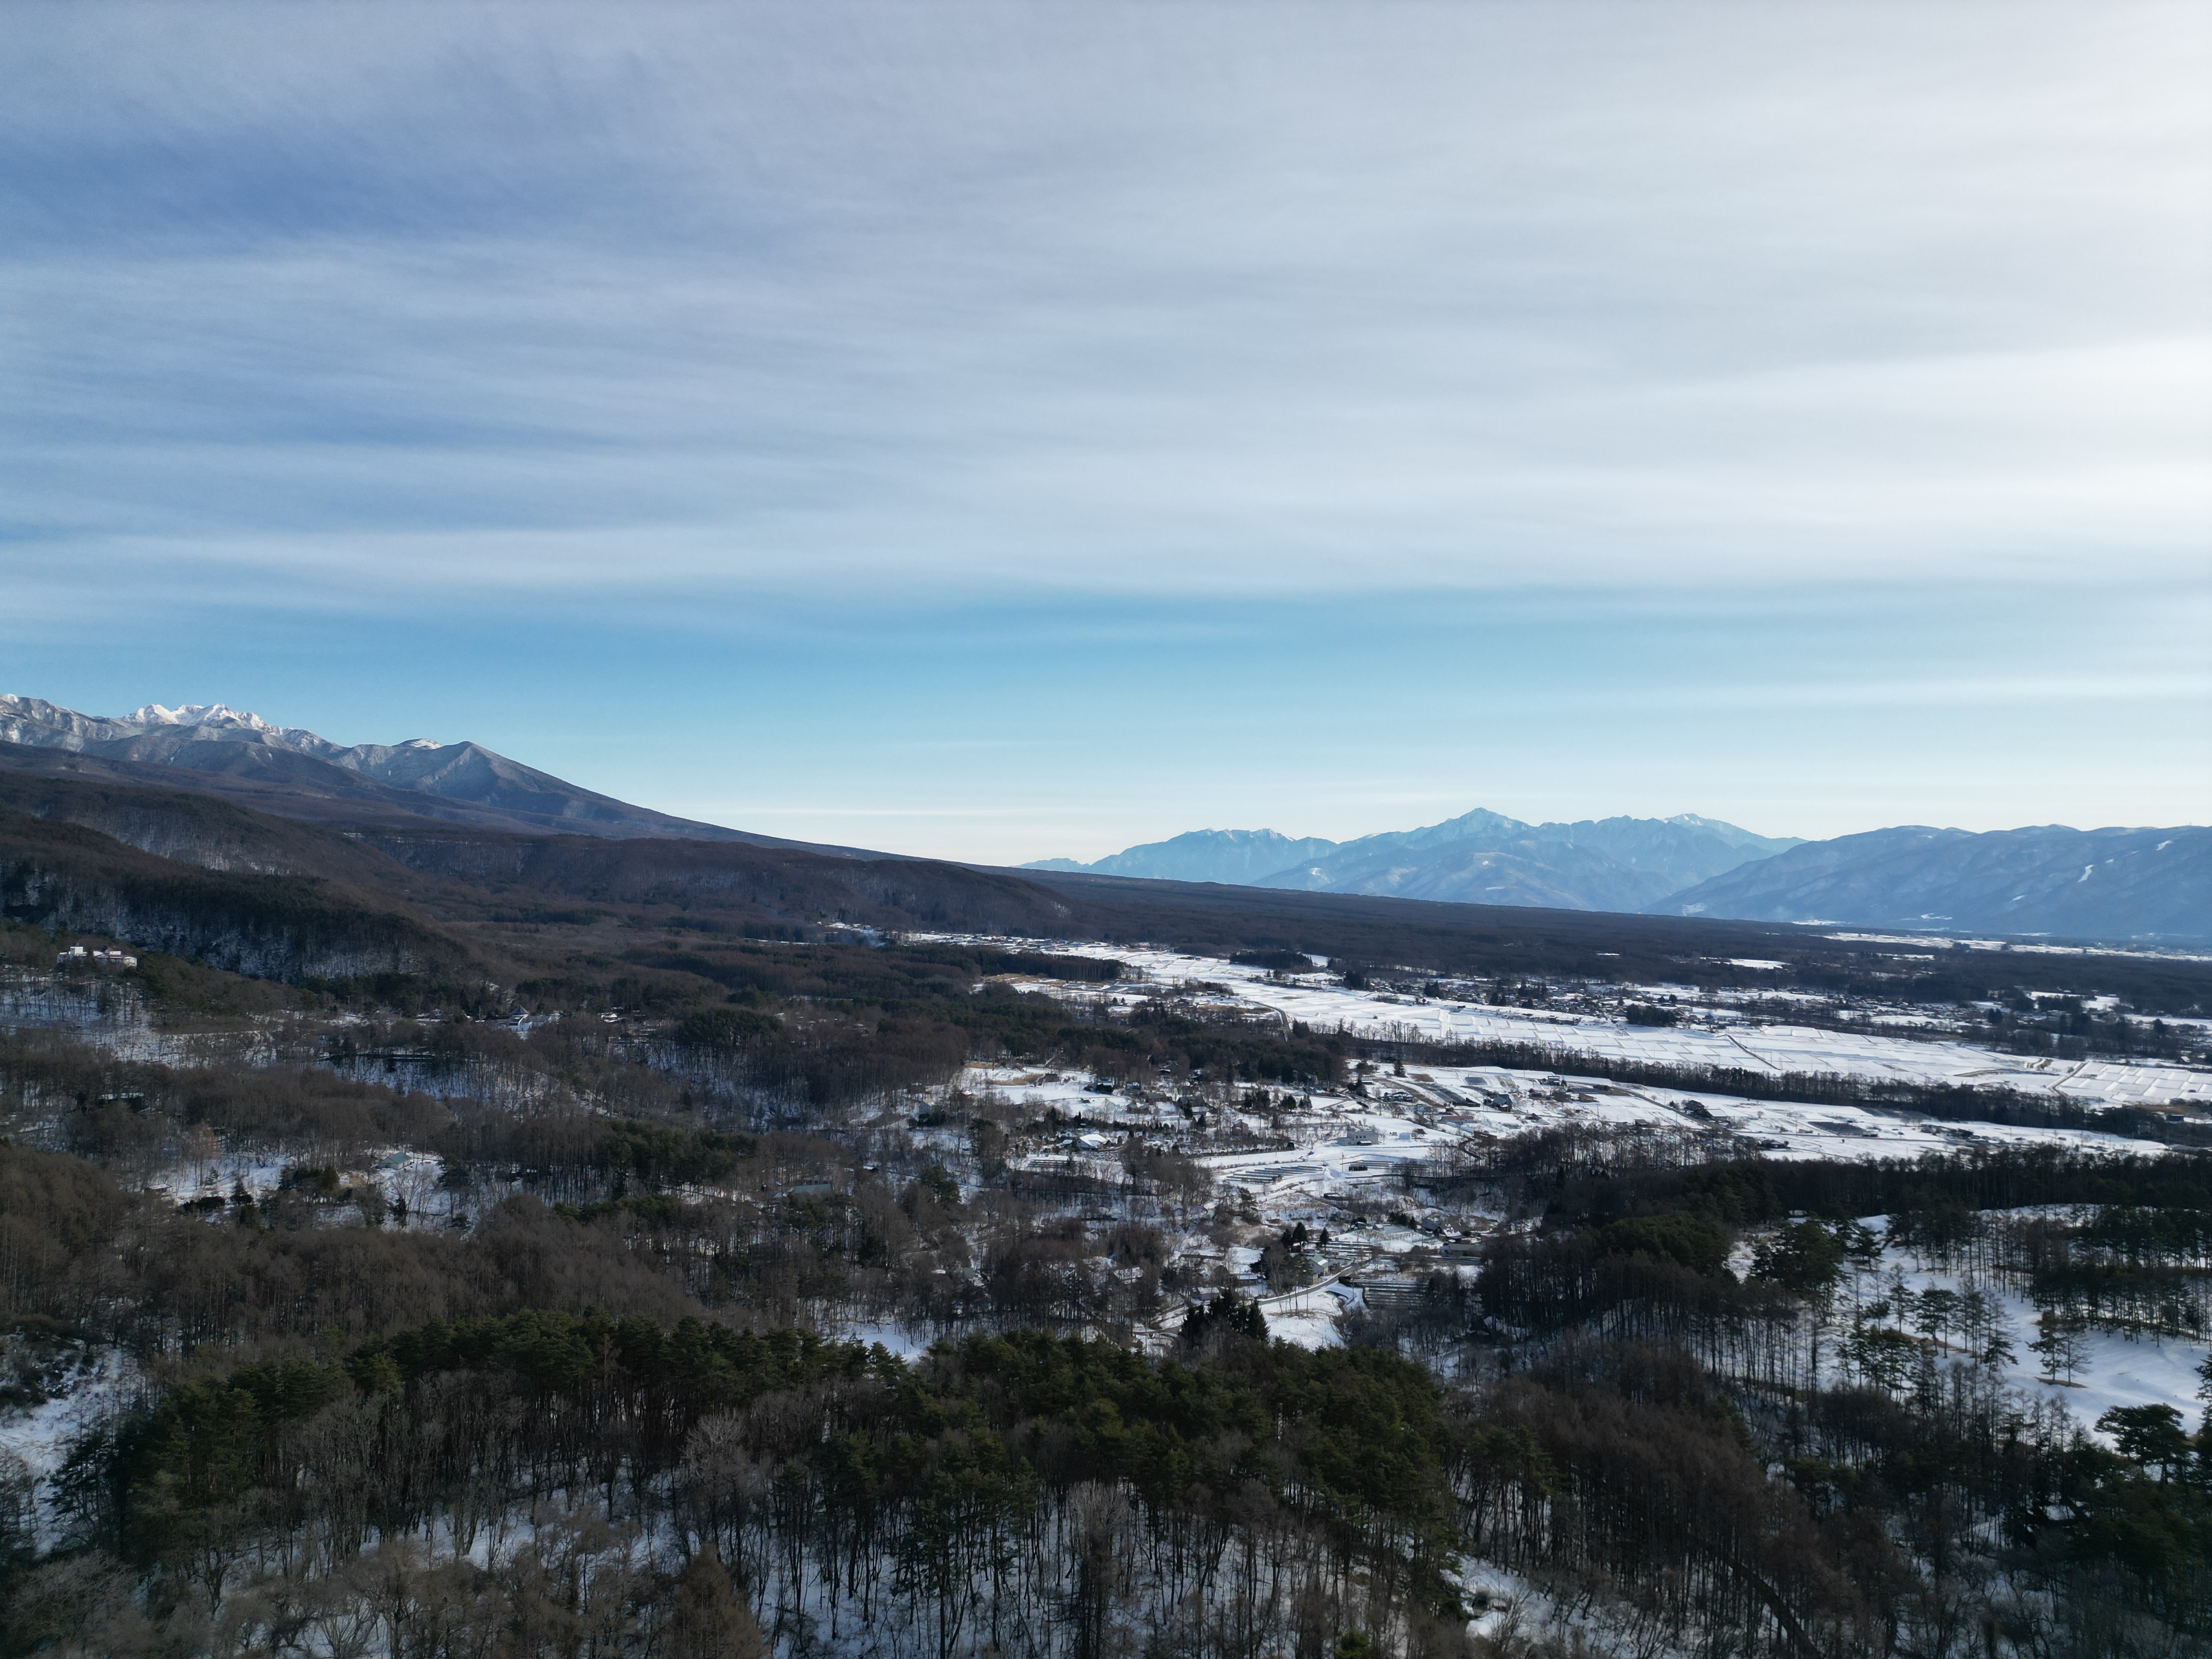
[{"x1": 5, "y1": 2, "x2": 2208, "y2": 862}]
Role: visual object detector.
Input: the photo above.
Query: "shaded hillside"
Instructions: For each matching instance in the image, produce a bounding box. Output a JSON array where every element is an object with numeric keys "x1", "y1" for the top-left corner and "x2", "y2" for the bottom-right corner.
[
  {"x1": 0, "y1": 803, "x2": 475, "y2": 985},
  {"x1": 356, "y1": 826, "x2": 1073, "y2": 938},
  {"x1": 0, "y1": 771, "x2": 414, "y2": 884},
  {"x1": 1655, "y1": 824, "x2": 2212, "y2": 941},
  {"x1": 0, "y1": 776, "x2": 1073, "y2": 989}
]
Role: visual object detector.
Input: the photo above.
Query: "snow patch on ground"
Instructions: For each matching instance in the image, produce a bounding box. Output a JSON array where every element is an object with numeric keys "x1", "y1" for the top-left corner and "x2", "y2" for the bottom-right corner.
[
  {"x1": 0, "y1": 1340, "x2": 142, "y2": 1548},
  {"x1": 825, "y1": 1320, "x2": 943, "y2": 1362},
  {"x1": 1867, "y1": 1226, "x2": 2209, "y2": 1438}
]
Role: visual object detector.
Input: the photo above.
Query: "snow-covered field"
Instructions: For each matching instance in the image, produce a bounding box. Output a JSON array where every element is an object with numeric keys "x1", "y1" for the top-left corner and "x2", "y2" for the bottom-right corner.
[
  {"x1": 938, "y1": 934, "x2": 2207, "y2": 1183},
  {"x1": 928, "y1": 936, "x2": 2212, "y2": 1109}
]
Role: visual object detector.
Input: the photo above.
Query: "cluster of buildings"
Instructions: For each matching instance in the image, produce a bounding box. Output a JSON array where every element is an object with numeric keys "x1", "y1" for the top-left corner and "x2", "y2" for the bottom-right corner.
[{"x1": 55, "y1": 944, "x2": 138, "y2": 968}]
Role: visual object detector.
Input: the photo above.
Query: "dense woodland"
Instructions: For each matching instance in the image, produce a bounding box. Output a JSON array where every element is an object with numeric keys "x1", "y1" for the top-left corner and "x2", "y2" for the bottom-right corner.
[{"x1": 0, "y1": 783, "x2": 2207, "y2": 1656}]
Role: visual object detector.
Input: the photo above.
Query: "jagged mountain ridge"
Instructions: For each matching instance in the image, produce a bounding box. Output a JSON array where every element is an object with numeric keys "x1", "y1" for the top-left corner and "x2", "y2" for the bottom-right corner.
[
  {"x1": 1030, "y1": 809, "x2": 1802, "y2": 911},
  {"x1": 1652, "y1": 824, "x2": 2212, "y2": 941},
  {"x1": 0, "y1": 695, "x2": 867, "y2": 854}
]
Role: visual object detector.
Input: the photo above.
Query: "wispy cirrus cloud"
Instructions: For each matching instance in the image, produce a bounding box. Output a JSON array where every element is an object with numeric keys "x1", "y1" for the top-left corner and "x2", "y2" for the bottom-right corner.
[{"x1": 6, "y1": 3, "x2": 2207, "y2": 608}]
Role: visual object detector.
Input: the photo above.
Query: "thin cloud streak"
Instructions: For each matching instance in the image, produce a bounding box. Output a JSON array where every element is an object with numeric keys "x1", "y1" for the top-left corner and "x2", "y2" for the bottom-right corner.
[{"x1": 8, "y1": 5, "x2": 2208, "y2": 602}]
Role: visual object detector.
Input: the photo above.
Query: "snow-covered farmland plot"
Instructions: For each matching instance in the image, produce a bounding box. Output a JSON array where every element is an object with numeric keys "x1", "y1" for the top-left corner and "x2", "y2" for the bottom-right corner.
[{"x1": 918, "y1": 930, "x2": 2211, "y2": 1125}]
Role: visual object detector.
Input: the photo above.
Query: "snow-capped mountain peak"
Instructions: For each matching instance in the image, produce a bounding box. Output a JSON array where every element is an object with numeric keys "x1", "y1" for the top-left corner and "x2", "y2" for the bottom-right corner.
[
  {"x1": 106, "y1": 702, "x2": 449, "y2": 751},
  {"x1": 1, "y1": 692, "x2": 469, "y2": 777},
  {"x1": 125, "y1": 702, "x2": 277, "y2": 732}
]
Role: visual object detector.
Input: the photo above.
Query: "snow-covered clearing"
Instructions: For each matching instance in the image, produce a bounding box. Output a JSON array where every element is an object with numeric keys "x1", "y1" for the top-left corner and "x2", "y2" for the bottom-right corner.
[
  {"x1": 1255, "y1": 1283, "x2": 1355, "y2": 1350},
  {"x1": 1860, "y1": 1216, "x2": 2211, "y2": 1440},
  {"x1": 922, "y1": 934, "x2": 2212, "y2": 1109}
]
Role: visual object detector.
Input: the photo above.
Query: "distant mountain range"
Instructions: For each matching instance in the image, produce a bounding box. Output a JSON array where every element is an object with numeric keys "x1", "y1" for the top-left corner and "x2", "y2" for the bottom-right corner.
[
  {"x1": 1254, "y1": 809, "x2": 1802, "y2": 912},
  {"x1": 0, "y1": 696, "x2": 862, "y2": 853},
  {"x1": 1030, "y1": 811, "x2": 2210, "y2": 941},
  {"x1": 1031, "y1": 810, "x2": 1803, "y2": 913}
]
